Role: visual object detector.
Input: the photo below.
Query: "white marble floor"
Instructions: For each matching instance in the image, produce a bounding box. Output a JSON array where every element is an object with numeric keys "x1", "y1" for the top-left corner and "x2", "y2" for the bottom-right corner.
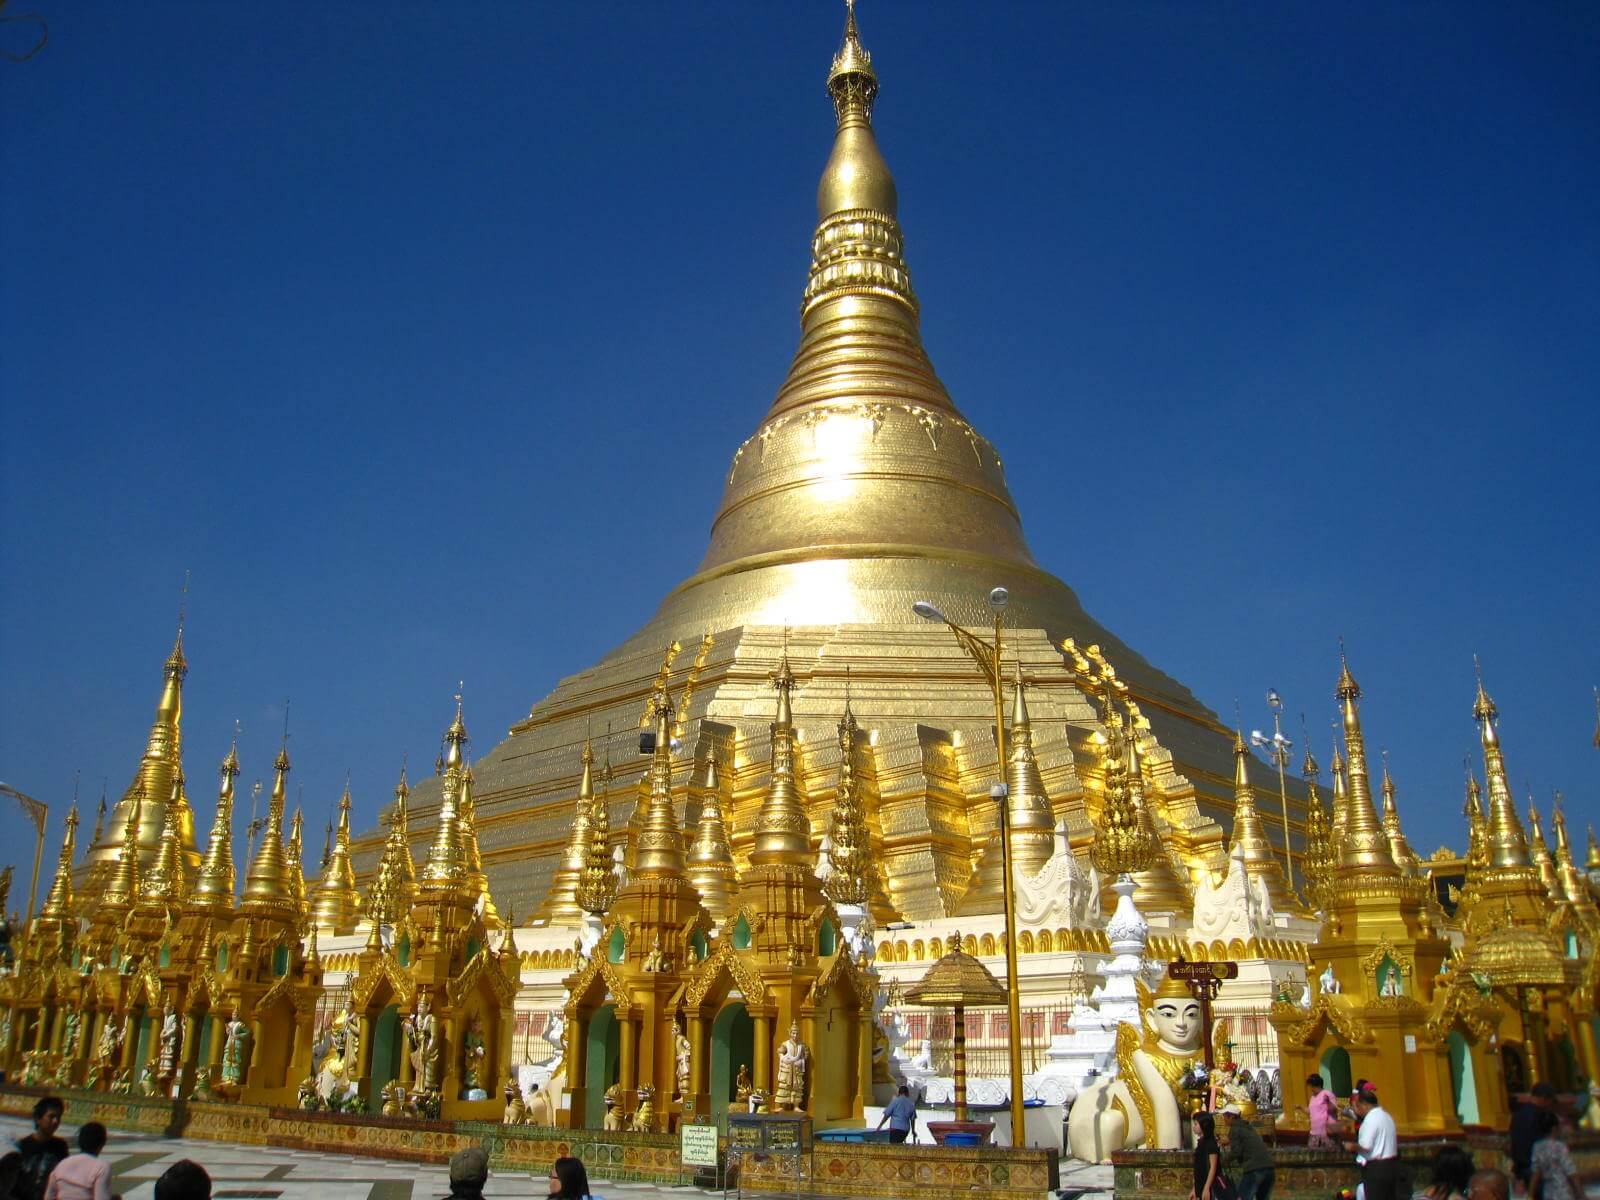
[{"x1": 3, "y1": 1118, "x2": 1113, "y2": 1199}]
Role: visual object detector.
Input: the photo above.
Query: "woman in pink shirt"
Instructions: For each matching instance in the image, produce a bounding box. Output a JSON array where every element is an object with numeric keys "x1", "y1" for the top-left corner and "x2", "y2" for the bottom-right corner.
[
  {"x1": 43, "y1": 1121, "x2": 118, "y2": 1200},
  {"x1": 1303, "y1": 1074, "x2": 1342, "y2": 1150}
]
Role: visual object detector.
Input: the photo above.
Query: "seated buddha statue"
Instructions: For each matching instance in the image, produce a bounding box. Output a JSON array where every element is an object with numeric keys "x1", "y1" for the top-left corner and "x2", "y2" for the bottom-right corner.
[{"x1": 1067, "y1": 973, "x2": 1206, "y2": 1162}]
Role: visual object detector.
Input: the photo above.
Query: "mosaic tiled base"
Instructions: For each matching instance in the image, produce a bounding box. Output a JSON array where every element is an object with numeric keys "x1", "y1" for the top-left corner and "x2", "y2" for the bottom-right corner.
[{"x1": 2, "y1": 1086, "x2": 1058, "y2": 1199}]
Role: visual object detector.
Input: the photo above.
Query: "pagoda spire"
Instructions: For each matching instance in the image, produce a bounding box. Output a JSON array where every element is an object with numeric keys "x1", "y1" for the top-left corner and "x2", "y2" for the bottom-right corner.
[
  {"x1": 1525, "y1": 798, "x2": 1562, "y2": 900},
  {"x1": 1004, "y1": 668, "x2": 1059, "y2": 876},
  {"x1": 364, "y1": 764, "x2": 417, "y2": 930},
  {"x1": 1299, "y1": 744, "x2": 1335, "y2": 911},
  {"x1": 311, "y1": 780, "x2": 359, "y2": 933},
  {"x1": 140, "y1": 773, "x2": 189, "y2": 907},
  {"x1": 1228, "y1": 730, "x2": 1294, "y2": 907},
  {"x1": 37, "y1": 805, "x2": 79, "y2": 922},
  {"x1": 541, "y1": 737, "x2": 597, "y2": 922},
  {"x1": 1588, "y1": 824, "x2": 1600, "y2": 874},
  {"x1": 687, "y1": 749, "x2": 738, "y2": 922},
  {"x1": 750, "y1": 656, "x2": 811, "y2": 867},
  {"x1": 459, "y1": 763, "x2": 499, "y2": 924},
  {"x1": 420, "y1": 696, "x2": 472, "y2": 894},
  {"x1": 823, "y1": 701, "x2": 871, "y2": 908},
  {"x1": 1328, "y1": 736, "x2": 1349, "y2": 844},
  {"x1": 1378, "y1": 753, "x2": 1420, "y2": 875},
  {"x1": 1334, "y1": 656, "x2": 1399, "y2": 877},
  {"x1": 631, "y1": 684, "x2": 687, "y2": 878},
  {"x1": 189, "y1": 740, "x2": 239, "y2": 911},
  {"x1": 241, "y1": 742, "x2": 294, "y2": 915},
  {"x1": 99, "y1": 788, "x2": 144, "y2": 916},
  {"x1": 1473, "y1": 667, "x2": 1533, "y2": 873},
  {"x1": 91, "y1": 789, "x2": 106, "y2": 848},
  {"x1": 577, "y1": 748, "x2": 617, "y2": 916},
  {"x1": 1550, "y1": 800, "x2": 1595, "y2": 912}
]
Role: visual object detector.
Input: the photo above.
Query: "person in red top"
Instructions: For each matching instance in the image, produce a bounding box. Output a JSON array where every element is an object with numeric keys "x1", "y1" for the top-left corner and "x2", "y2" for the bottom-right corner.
[{"x1": 1303, "y1": 1074, "x2": 1342, "y2": 1149}]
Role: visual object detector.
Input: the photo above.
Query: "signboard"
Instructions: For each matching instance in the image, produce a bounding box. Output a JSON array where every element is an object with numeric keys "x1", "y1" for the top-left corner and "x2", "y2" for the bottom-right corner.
[
  {"x1": 1166, "y1": 957, "x2": 1238, "y2": 1070},
  {"x1": 726, "y1": 1111, "x2": 813, "y2": 1154},
  {"x1": 1167, "y1": 959, "x2": 1239, "y2": 983},
  {"x1": 681, "y1": 1122, "x2": 719, "y2": 1168}
]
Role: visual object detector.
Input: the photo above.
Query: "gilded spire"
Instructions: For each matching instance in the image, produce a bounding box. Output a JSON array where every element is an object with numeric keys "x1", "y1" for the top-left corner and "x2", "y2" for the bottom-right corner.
[
  {"x1": 101, "y1": 788, "x2": 145, "y2": 912},
  {"x1": 1378, "y1": 753, "x2": 1420, "y2": 875},
  {"x1": 459, "y1": 764, "x2": 499, "y2": 923},
  {"x1": 1525, "y1": 798, "x2": 1561, "y2": 900},
  {"x1": 631, "y1": 684, "x2": 688, "y2": 877},
  {"x1": 190, "y1": 740, "x2": 239, "y2": 911},
  {"x1": 420, "y1": 696, "x2": 472, "y2": 893},
  {"x1": 751, "y1": 656, "x2": 812, "y2": 866},
  {"x1": 91, "y1": 789, "x2": 106, "y2": 848},
  {"x1": 578, "y1": 748, "x2": 617, "y2": 915},
  {"x1": 310, "y1": 780, "x2": 359, "y2": 933},
  {"x1": 37, "y1": 805, "x2": 79, "y2": 922},
  {"x1": 1299, "y1": 753, "x2": 1335, "y2": 912},
  {"x1": 1227, "y1": 730, "x2": 1294, "y2": 906},
  {"x1": 1091, "y1": 705, "x2": 1155, "y2": 878},
  {"x1": 364, "y1": 765, "x2": 417, "y2": 927},
  {"x1": 1004, "y1": 668, "x2": 1059, "y2": 876},
  {"x1": 687, "y1": 749, "x2": 738, "y2": 921},
  {"x1": 542, "y1": 736, "x2": 598, "y2": 922},
  {"x1": 823, "y1": 702, "x2": 870, "y2": 907},
  {"x1": 285, "y1": 807, "x2": 306, "y2": 911},
  {"x1": 1334, "y1": 656, "x2": 1399, "y2": 877},
  {"x1": 1550, "y1": 800, "x2": 1594, "y2": 910},
  {"x1": 241, "y1": 743, "x2": 294, "y2": 914},
  {"x1": 1588, "y1": 824, "x2": 1600, "y2": 873},
  {"x1": 140, "y1": 774, "x2": 188, "y2": 906},
  {"x1": 1328, "y1": 737, "x2": 1349, "y2": 843},
  {"x1": 1473, "y1": 666, "x2": 1533, "y2": 873}
]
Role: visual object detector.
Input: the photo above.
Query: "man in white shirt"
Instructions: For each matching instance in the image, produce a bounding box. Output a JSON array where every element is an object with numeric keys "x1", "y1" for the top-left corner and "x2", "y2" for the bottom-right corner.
[{"x1": 1347, "y1": 1089, "x2": 1400, "y2": 1200}]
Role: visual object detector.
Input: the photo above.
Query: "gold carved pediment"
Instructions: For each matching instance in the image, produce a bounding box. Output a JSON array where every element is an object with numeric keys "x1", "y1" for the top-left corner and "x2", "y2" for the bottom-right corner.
[{"x1": 686, "y1": 944, "x2": 766, "y2": 1010}]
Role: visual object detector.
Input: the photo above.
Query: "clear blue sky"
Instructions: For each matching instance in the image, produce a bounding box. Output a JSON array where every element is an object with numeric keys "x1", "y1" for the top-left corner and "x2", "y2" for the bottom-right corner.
[{"x1": 2, "y1": 2, "x2": 1597, "y2": 906}]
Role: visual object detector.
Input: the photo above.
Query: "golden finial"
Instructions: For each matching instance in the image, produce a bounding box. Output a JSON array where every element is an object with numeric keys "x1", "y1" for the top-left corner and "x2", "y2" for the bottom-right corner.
[
  {"x1": 1300, "y1": 766, "x2": 1335, "y2": 912},
  {"x1": 1227, "y1": 729, "x2": 1293, "y2": 905},
  {"x1": 37, "y1": 804, "x2": 79, "y2": 922},
  {"x1": 542, "y1": 732, "x2": 598, "y2": 921},
  {"x1": 141, "y1": 774, "x2": 188, "y2": 905},
  {"x1": 241, "y1": 728, "x2": 294, "y2": 914},
  {"x1": 828, "y1": 0, "x2": 878, "y2": 125},
  {"x1": 631, "y1": 683, "x2": 688, "y2": 878},
  {"x1": 1332, "y1": 654, "x2": 1399, "y2": 877},
  {"x1": 91, "y1": 784, "x2": 107, "y2": 848},
  {"x1": 458, "y1": 759, "x2": 498, "y2": 925},
  {"x1": 420, "y1": 690, "x2": 474, "y2": 893},
  {"x1": 1091, "y1": 705, "x2": 1155, "y2": 878},
  {"x1": 1000, "y1": 664, "x2": 1056, "y2": 877},
  {"x1": 1299, "y1": 714, "x2": 1320, "y2": 779},
  {"x1": 751, "y1": 655, "x2": 812, "y2": 866},
  {"x1": 578, "y1": 740, "x2": 617, "y2": 915},
  {"x1": 311, "y1": 777, "x2": 360, "y2": 934},
  {"x1": 1377, "y1": 751, "x2": 1418, "y2": 874},
  {"x1": 1472, "y1": 662, "x2": 1533, "y2": 873},
  {"x1": 1525, "y1": 792, "x2": 1561, "y2": 899},
  {"x1": 190, "y1": 738, "x2": 239, "y2": 911},
  {"x1": 688, "y1": 744, "x2": 739, "y2": 920},
  {"x1": 1586, "y1": 823, "x2": 1600, "y2": 872},
  {"x1": 823, "y1": 704, "x2": 870, "y2": 907},
  {"x1": 1548, "y1": 797, "x2": 1594, "y2": 909},
  {"x1": 102, "y1": 787, "x2": 145, "y2": 911}
]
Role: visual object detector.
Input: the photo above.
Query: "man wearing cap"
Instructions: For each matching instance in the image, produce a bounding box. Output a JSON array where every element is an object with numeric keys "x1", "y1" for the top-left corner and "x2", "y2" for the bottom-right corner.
[
  {"x1": 442, "y1": 1146, "x2": 489, "y2": 1200},
  {"x1": 1222, "y1": 1104, "x2": 1275, "y2": 1200},
  {"x1": 1346, "y1": 1089, "x2": 1400, "y2": 1200},
  {"x1": 1509, "y1": 1082, "x2": 1558, "y2": 1193}
]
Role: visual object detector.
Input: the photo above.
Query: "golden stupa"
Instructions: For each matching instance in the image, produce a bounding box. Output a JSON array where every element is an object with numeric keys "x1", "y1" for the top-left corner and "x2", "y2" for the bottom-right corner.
[{"x1": 348, "y1": 4, "x2": 1305, "y2": 922}]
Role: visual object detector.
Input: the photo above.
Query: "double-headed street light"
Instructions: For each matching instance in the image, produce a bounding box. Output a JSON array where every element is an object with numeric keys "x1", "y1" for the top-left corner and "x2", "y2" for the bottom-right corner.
[
  {"x1": 912, "y1": 588, "x2": 1028, "y2": 1146},
  {"x1": 1250, "y1": 689, "x2": 1295, "y2": 888}
]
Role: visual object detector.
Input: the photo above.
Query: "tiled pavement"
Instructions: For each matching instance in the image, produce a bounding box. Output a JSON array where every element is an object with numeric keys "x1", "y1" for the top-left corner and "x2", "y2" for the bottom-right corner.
[{"x1": 5, "y1": 1118, "x2": 1114, "y2": 1199}]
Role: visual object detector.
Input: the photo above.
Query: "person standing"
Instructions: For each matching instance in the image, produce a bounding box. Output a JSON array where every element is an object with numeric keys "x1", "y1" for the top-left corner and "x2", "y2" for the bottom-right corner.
[
  {"x1": 1346, "y1": 1089, "x2": 1399, "y2": 1200},
  {"x1": 1191, "y1": 1112, "x2": 1226, "y2": 1200},
  {"x1": 1528, "y1": 1110, "x2": 1580, "y2": 1200},
  {"x1": 877, "y1": 1085, "x2": 918, "y2": 1144},
  {"x1": 1222, "y1": 1105, "x2": 1274, "y2": 1200},
  {"x1": 1509, "y1": 1082, "x2": 1558, "y2": 1193},
  {"x1": 14, "y1": 1096, "x2": 70, "y2": 1200},
  {"x1": 1303, "y1": 1074, "x2": 1342, "y2": 1149},
  {"x1": 42, "y1": 1121, "x2": 118, "y2": 1200},
  {"x1": 547, "y1": 1156, "x2": 591, "y2": 1199}
]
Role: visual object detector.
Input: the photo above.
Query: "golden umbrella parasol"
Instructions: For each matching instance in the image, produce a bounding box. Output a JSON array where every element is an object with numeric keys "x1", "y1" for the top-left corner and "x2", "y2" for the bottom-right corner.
[{"x1": 903, "y1": 929, "x2": 1009, "y2": 1123}]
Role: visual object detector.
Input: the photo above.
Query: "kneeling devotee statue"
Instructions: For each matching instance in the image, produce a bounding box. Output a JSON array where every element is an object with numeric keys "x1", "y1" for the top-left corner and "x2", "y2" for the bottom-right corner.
[{"x1": 1067, "y1": 974, "x2": 1205, "y2": 1161}]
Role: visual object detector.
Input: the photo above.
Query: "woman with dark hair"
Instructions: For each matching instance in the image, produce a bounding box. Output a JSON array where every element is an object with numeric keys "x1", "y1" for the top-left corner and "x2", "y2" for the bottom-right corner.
[
  {"x1": 1417, "y1": 1143, "x2": 1474, "y2": 1200},
  {"x1": 1191, "y1": 1113, "x2": 1227, "y2": 1200},
  {"x1": 547, "y1": 1156, "x2": 591, "y2": 1200},
  {"x1": 1529, "y1": 1109, "x2": 1579, "y2": 1200}
]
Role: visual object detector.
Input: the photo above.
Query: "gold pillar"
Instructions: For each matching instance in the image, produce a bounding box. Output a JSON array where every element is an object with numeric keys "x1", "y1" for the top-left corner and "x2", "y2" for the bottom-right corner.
[
  {"x1": 33, "y1": 1006, "x2": 51, "y2": 1053},
  {"x1": 563, "y1": 1010, "x2": 587, "y2": 1129},
  {"x1": 180, "y1": 1012, "x2": 201, "y2": 1091},
  {"x1": 688, "y1": 1011, "x2": 707, "y2": 1116},
  {"x1": 248, "y1": 1018, "x2": 265, "y2": 1086},
  {"x1": 356, "y1": 1015, "x2": 375, "y2": 1087},
  {"x1": 206, "y1": 1014, "x2": 226, "y2": 1081},
  {"x1": 120, "y1": 1011, "x2": 140, "y2": 1074},
  {"x1": 752, "y1": 1010, "x2": 773, "y2": 1095},
  {"x1": 855, "y1": 1008, "x2": 873, "y2": 1119},
  {"x1": 618, "y1": 1009, "x2": 637, "y2": 1097},
  {"x1": 1574, "y1": 1018, "x2": 1600, "y2": 1090},
  {"x1": 953, "y1": 1002, "x2": 968, "y2": 1123},
  {"x1": 47, "y1": 1006, "x2": 64, "y2": 1053}
]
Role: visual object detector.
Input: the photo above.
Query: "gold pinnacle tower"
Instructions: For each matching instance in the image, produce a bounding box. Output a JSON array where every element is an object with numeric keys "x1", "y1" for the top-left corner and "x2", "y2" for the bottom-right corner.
[
  {"x1": 242, "y1": 744, "x2": 294, "y2": 916},
  {"x1": 1377, "y1": 754, "x2": 1420, "y2": 875},
  {"x1": 190, "y1": 740, "x2": 239, "y2": 910},
  {"x1": 542, "y1": 737, "x2": 598, "y2": 922},
  {"x1": 1334, "y1": 657, "x2": 1399, "y2": 879},
  {"x1": 311, "y1": 780, "x2": 360, "y2": 933},
  {"x1": 686, "y1": 750, "x2": 738, "y2": 922},
  {"x1": 1229, "y1": 730, "x2": 1295, "y2": 907}
]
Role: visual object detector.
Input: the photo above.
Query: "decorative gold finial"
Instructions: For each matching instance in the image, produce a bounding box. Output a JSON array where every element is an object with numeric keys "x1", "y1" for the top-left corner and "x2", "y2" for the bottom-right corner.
[
  {"x1": 190, "y1": 740, "x2": 239, "y2": 910},
  {"x1": 37, "y1": 805, "x2": 80, "y2": 922},
  {"x1": 311, "y1": 777, "x2": 360, "y2": 933},
  {"x1": 1091, "y1": 706, "x2": 1154, "y2": 877},
  {"x1": 1332, "y1": 654, "x2": 1399, "y2": 878},
  {"x1": 241, "y1": 730, "x2": 294, "y2": 915},
  {"x1": 751, "y1": 656, "x2": 812, "y2": 866},
  {"x1": 1377, "y1": 751, "x2": 1418, "y2": 874},
  {"x1": 420, "y1": 693, "x2": 472, "y2": 893},
  {"x1": 578, "y1": 743, "x2": 617, "y2": 915},
  {"x1": 823, "y1": 703, "x2": 870, "y2": 907},
  {"x1": 542, "y1": 733, "x2": 599, "y2": 921},
  {"x1": 688, "y1": 744, "x2": 738, "y2": 921},
  {"x1": 828, "y1": 0, "x2": 878, "y2": 125},
  {"x1": 1472, "y1": 663, "x2": 1533, "y2": 874},
  {"x1": 1226, "y1": 729, "x2": 1293, "y2": 903},
  {"x1": 631, "y1": 684, "x2": 688, "y2": 878}
]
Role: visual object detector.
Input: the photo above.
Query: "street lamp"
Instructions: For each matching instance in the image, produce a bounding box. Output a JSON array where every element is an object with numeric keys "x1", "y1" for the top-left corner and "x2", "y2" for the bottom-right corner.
[
  {"x1": 912, "y1": 588, "x2": 1028, "y2": 1147},
  {"x1": 1249, "y1": 689, "x2": 1295, "y2": 888}
]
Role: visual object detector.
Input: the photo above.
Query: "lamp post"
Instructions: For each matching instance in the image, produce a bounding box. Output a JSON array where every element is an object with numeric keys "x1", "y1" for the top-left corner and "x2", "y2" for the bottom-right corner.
[
  {"x1": 911, "y1": 589, "x2": 1028, "y2": 1147},
  {"x1": 1250, "y1": 690, "x2": 1295, "y2": 889},
  {"x1": 0, "y1": 783, "x2": 49, "y2": 927}
]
